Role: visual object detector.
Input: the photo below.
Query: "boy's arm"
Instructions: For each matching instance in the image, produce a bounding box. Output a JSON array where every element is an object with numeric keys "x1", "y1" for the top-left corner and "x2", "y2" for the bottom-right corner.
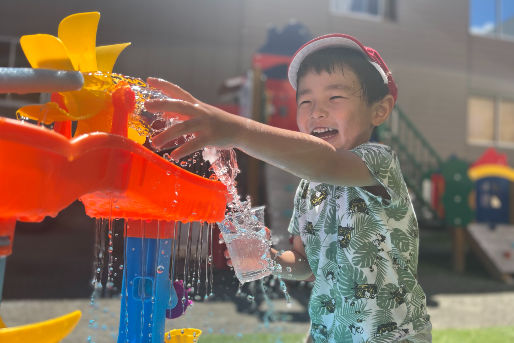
[
  {"x1": 145, "y1": 78, "x2": 376, "y2": 187},
  {"x1": 270, "y1": 235, "x2": 314, "y2": 281}
]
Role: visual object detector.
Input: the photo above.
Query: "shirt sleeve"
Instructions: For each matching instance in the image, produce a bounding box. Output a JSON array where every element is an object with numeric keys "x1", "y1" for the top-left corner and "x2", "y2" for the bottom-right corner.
[
  {"x1": 287, "y1": 179, "x2": 307, "y2": 236},
  {"x1": 351, "y1": 143, "x2": 405, "y2": 205}
]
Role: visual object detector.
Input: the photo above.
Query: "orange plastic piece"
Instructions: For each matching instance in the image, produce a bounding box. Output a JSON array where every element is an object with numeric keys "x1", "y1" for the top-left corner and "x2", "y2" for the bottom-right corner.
[
  {"x1": 0, "y1": 218, "x2": 16, "y2": 256},
  {"x1": 0, "y1": 116, "x2": 227, "y2": 223}
]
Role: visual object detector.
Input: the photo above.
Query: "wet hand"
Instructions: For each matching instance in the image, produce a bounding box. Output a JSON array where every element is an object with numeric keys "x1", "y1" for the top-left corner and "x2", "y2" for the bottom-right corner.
[{"x1": 144, "y1": 77, "x2": 245, "y2": 160}]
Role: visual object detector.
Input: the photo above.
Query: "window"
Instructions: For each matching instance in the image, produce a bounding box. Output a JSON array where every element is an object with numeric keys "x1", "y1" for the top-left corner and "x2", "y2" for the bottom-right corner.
[
  {"x1": 0, "y1": 36, "x2": 42, "y2": 118},
  {"x1": 470, "y1": 0, "x2": 514, "y2": 39},
  {"x1": 467, "y1": 95, "x2": 514, "y2": 148},
  {"x1": 329, "y1": 0, "x2": 396, "y2": 20}
]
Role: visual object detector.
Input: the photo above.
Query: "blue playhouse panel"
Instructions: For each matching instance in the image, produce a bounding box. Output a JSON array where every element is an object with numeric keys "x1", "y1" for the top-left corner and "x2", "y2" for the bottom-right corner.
[
  {"x1": 117, "y1": 237, "x2": 176, "y2": 343},
  {"x1": 476, "y1": 177, "x2": 510, "y2": 225}
]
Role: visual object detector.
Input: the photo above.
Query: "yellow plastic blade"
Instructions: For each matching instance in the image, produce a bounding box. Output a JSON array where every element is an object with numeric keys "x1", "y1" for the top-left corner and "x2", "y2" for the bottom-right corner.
[
  {"x1": 58, "y1": 12, "x2": 100, "y2": 72},
  {"x1": 19, "y1": 34, "x2": 73, "y2": 70},
  {"x1": 96, "y1": 43, "x2": 131, "y2": 73},
  {"x1": 0, "y1": 310, "x2": 81, "y2": 343},
  {"x1": 128, "y1": 126, "x2": 148, "y2": 144},
  {"x1": 0, "y1": 315, "x2": 6, "y2": 329},
  {"x1": 62, "y1": 88, "x2": 112, "y2": 121},
  {"x1": 74, "y1": 98, "x2": 114, "y2": 136},
  {"x1": 17, "y1": 103, "x2": 72, "y2": 124}
]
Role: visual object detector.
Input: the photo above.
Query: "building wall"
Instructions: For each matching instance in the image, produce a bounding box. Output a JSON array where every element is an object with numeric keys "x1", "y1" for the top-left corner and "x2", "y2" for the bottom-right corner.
[{"x1": 1, "y1": 0, "x2": 514, "y2": 162}]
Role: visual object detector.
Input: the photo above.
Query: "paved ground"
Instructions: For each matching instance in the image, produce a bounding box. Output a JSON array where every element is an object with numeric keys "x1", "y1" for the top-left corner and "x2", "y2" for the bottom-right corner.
[{"x1": 1, "y1": 203, "x2": 514, "y2": 342}]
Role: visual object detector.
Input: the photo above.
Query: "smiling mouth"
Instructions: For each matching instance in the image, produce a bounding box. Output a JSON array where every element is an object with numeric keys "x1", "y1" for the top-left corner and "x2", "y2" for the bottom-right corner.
[{"x1": 311, "y1": 127, "x2": 339, "y2": 139}]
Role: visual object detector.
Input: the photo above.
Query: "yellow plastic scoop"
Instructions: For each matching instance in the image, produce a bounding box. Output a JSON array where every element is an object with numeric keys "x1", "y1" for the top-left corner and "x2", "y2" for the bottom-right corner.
[{"x1": 0, "y1": 310, "x2": 81, "y2": 343}]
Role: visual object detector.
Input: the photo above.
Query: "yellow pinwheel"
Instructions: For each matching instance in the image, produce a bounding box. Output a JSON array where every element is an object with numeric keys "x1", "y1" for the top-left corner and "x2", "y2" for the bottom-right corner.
[{"x1": 17, "y1": 12, "x2": 147, "y2": 143}]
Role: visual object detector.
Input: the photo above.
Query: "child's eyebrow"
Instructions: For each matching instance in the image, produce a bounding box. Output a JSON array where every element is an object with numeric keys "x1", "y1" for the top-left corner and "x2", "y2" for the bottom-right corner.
[
  {"x1": 297, "y1": 88, "x2": 312, "y2": 98},
  {"x1": 296, "y1": 84, "x2": 354, "y2": 100},
  {"x1": 325, "y1": 83, "x2": 353, "y2": 92}
]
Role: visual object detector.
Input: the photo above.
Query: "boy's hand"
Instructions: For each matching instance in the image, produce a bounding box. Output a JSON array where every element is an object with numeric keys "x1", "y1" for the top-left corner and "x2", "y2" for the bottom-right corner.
[
  {"x1": 144, "y1": 77, "x2": 245, "y2": 161},
  {"x1": 219, "y1": 227, "x2": 271, "y2": 268}
]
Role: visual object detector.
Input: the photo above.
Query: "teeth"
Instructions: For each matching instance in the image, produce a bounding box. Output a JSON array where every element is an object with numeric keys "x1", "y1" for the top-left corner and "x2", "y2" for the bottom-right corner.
[{"x1": 312, "y1": 128, "x2": 334, "y2": 134}]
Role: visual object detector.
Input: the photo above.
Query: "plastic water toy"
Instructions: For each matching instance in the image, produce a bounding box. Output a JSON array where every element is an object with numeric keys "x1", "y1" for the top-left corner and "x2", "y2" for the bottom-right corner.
[
  {"x1": 0, "y1": 310, "x2": 81, "y2": 343},
  {"x1": 0, "y1": 11, "x2": 228, "y2": 343},
  {"x1": 164, "y1": 328, "x2": 202, "y2": 343}
]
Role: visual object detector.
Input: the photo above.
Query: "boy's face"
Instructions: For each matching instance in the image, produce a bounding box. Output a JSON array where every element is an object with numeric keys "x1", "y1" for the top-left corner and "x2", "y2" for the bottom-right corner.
[{"x1": 296, "y1": 66, "x2": 376, "y2": 151}]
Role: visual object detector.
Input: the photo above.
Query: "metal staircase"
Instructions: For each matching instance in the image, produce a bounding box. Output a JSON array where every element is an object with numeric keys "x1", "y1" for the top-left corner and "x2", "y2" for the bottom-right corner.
[{"x1": 377, "y1": 106, "x2": 445, "y2": 227}]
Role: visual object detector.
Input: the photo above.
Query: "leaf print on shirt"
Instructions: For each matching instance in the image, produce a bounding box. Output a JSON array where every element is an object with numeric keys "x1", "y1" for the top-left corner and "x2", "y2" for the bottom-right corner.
[
  {"x1": 377, "y1": 283, "x2": 407, "y2": 309},
  {"x1": 323, "y1": 199, "x2": 338, "y2": 235},
  {"x1": 387, "y1": 158, "x2": 406, "y2": 197},
  {"x1": 348, "y1": 214, "x2": 382, "y2": 251},
  {"x1": 385, "y1": 197, "x2": 408, "y2": 221},
  {"x1": 325, "y1": 241, "x2": 338, "y2": 262},
  {"x1": 337, "y1": 265, "x2": 367, "y2": 298},
  {"x1": 397, "y1": 266, "x2": 417, "y2": 290},
  {"x1": 333, "y1": 324, "x2": 353, "y2": 342},
  {"x1": 390, "y1": 228, "x2": 410, "y2": 253},
  {"x1": 311, "y1": 294, "x2": 337, "y2": 316},
  {"x1": 352, "y1": 241, "x2": 380, "y2": 268},
  {"x1": 359, "y1": 145, "x2": 391, "y2": 182}
]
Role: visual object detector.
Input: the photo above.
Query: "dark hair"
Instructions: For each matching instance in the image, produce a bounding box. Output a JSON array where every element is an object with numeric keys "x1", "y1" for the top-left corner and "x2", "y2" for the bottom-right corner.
[{"x1": 296, "y1": 47, "x2": 389, "y2": 105}]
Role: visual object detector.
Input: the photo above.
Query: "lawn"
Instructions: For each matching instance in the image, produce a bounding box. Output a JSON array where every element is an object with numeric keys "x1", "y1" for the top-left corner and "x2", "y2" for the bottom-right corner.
[{"x1": 199, "y1": 326, "x2": 514, "y2": 342}]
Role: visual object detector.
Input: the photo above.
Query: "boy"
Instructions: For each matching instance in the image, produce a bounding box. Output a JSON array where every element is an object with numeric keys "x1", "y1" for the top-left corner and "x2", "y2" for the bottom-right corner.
[{"x1": 146, "y1": 33, "x2": 432, "y2": 343}]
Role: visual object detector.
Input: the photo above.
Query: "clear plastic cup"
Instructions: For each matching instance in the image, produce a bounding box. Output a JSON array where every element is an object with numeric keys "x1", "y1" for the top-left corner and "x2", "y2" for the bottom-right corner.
[{"x1": 218, "y1": 206, "x2": 272, "y2": 283}]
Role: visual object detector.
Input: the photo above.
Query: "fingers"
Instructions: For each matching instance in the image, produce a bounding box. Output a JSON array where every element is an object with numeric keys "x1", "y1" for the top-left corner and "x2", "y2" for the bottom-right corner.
[
  {"x1": 169, "y1": 135, "x2": 210, "y2": 161},
  {"x1": 145, "y1": 98, "x2": 203, "y2": 119},
  {"x1": 146, "y1": 77, "x2": 197, "y2": 103},
  {"x1": 151, "y1": 117, "x2": 201, "y2": 149}
]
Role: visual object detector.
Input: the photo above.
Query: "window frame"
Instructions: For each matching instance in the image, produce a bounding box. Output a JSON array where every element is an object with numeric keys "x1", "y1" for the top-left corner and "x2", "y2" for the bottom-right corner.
[
  {"x1": 0, "y1": 35, "x2": 47, "y2": 110},
  {"x1": 467, "y1": 93, "x2": 514, "y2": 149},
  {"x1": 469, "y1": 0, "x2": 514, "y2": 41},
  {"x1": 329, "y1": 0, "x2": 387, "y2": 21}
]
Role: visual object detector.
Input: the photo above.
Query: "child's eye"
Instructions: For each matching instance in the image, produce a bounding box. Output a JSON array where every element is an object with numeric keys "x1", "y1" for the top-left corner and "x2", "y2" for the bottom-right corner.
[
  {"x1": 299, "y1": 100, "x2": 311, "y2": 106},
  {"x1": 330, "y1": 96, "x2": 344, "y2": 101}
]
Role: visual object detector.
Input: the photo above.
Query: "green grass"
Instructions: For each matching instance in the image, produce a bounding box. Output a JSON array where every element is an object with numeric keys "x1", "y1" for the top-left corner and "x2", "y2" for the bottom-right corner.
[
  {"x1": 198, "y1": 327, "x2": 514, "y2": 343},
  {"x1": 200, "y1": 333, "x2": 304, "y2": 343},
  {"x1": 433, "y1": 326, "x2": 514, "y2": 343}
]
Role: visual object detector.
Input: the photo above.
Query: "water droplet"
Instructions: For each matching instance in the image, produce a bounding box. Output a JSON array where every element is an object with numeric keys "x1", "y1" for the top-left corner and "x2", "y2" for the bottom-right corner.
[
  {"x1": 119, "y1": 264, "x2": 124, "y2": 270},
  {"x1": 157, "y1": 265, "x2": 165, "y2": 274},
  {"x1": 286, "y1": 266, "x2": 292, "y2": 273},
  {"x1": 247, "y1": 295, "x2": 254, "y2": 302}
]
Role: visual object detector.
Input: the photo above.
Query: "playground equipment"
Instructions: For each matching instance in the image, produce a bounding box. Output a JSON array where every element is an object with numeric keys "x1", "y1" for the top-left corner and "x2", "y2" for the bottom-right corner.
[{"x1": 0, "y1": 12, "x2": 228, "y2": 343}]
